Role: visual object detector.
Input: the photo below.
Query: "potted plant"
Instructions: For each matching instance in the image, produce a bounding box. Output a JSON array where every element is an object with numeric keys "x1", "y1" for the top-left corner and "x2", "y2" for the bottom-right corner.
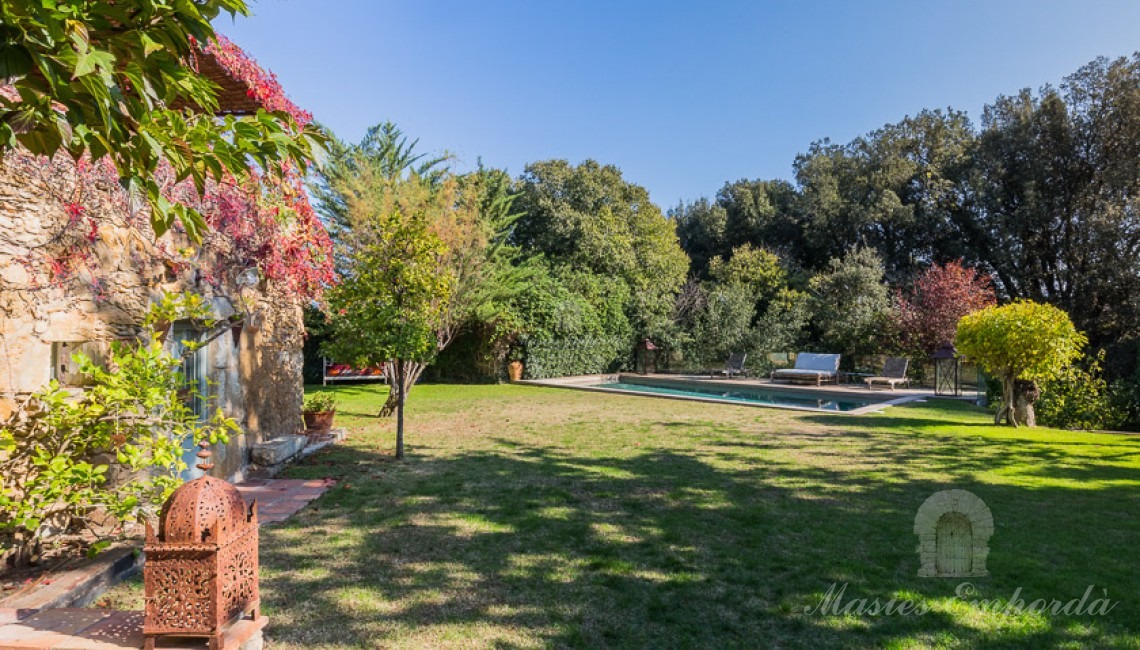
[
  {"x1": 507, "y1": 359, "x2": 524, "y2": 382},
  {"x1": 302, "y1": 392, "x2": 339, "y2": 432}
]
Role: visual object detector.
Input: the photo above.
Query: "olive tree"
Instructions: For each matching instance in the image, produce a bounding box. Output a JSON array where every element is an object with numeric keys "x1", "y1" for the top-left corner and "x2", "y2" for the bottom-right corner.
[{"x1": 956, "y1": 300, "x2": 1086, "y2": 427}]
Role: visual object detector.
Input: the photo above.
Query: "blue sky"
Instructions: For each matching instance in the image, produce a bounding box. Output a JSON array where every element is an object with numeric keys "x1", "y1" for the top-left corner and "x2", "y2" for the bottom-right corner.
[{"x1": 222, "y1": 0, "x2": 1140, "y2": 210}]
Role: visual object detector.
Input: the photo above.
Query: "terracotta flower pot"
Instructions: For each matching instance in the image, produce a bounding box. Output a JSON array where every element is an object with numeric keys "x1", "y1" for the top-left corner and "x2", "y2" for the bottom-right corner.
[
  {"x1": 507, "y1": 360, "x2": 524, "y2": 382},
  {"x1": 303, "y1": 410, "x2": 335, "y2": 432}
]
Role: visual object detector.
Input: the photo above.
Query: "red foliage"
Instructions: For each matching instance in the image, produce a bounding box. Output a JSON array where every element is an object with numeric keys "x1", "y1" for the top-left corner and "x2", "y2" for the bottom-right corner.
[
  {"x1": 896, "y1": 261, "x2": 997, "y2": 355},
  {"x1": 5, "y1": 37, "x2": 332, "y2": 302},
  {"x1": 20, "y1": 154, "x2": 333, "y2": 302},
  {"x1": 163, "y1": 162, "x2": 334, "y2": 299},
  {"x1": 201, "y1": 35, "x2": 312, "y2": 126}
]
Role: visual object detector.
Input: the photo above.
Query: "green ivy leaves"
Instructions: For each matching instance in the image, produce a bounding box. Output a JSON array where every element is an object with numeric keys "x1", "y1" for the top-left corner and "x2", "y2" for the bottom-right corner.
[
  {"x1": 0, "y1": 0, "x2": 324, "y2": 240},
  {"x1": 0, "y1": 292, "x2": 241, "y2": 562}
]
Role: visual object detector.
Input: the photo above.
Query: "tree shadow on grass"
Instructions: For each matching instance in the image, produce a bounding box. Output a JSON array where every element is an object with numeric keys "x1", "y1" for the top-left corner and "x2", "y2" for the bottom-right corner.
[{"x1": 257, "y1": 428, "x2": 1140, "y2": 648}]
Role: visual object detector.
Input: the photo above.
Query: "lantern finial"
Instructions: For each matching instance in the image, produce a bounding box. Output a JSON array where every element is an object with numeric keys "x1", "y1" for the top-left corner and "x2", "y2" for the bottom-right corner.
[{"x1": 196, "y1": 439, "x2": 214, "y2": 472}]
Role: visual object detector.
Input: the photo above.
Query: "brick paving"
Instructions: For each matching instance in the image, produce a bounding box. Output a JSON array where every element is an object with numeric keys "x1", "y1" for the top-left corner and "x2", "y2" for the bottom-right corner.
[
  {"x1": 0, "y1": 609, "x2": 266, "y2": 649},
  {"x1": 0, "y1": 479, "x2": 331, "y2": 647},
  {"x1": 235, "y1": 478, "x2": 335, "y2": 525}
]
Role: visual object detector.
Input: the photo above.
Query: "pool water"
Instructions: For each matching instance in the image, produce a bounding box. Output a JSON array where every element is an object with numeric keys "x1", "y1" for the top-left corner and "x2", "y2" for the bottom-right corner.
[{"x1": 587, "y1": 380, "x2": 880, "y2": 412}]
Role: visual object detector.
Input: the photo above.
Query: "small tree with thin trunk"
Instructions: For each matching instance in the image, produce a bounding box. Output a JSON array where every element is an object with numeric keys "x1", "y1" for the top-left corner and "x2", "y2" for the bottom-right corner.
[
  {"x1": 313, "y1": 125, "x2": 522, "y2": 417},
  {"x1": 323, "y1": 208, "x2": 451, "y2": 459},
  {"x1": 956, "y1": 300, "x2": 1086, "y2": 427}
]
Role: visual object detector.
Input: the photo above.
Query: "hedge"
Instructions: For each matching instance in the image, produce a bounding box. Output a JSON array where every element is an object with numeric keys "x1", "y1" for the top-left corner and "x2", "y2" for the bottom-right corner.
[{"x1": 521, "y1": 336, "x2": 629, "y2": 379}]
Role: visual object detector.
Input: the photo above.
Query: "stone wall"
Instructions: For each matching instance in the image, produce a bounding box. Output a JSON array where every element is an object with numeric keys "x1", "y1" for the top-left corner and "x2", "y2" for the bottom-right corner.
[{"x1": 0, "y1": 154, "x2": 306, "y2": 480}]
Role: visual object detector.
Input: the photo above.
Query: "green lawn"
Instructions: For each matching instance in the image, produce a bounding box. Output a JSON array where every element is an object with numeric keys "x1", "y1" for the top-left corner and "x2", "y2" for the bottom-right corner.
[{"x1": 111, "y1": 383, "x2": 1140, "y2": 648}]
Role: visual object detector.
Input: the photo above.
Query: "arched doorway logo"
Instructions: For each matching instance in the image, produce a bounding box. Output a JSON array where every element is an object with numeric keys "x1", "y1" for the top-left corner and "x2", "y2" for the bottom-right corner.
[{"x1": 914, "y1": 489, "x2": 993, "y2": 577}]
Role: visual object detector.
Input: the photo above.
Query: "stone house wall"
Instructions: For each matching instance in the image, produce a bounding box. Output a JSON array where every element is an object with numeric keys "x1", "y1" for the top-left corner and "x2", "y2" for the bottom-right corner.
[{"x1": 0, "y1": 154, "x2": 305, "y2": 481}]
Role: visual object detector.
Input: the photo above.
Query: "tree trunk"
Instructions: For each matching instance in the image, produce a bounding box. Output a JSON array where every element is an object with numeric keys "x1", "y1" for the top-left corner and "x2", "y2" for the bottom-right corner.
[
  {"x1": 1012, "y1": 379, "x2": 1039, "y2": 427},
  {"x1": 995, "y1": 376, "x2": 1039, "y2": 427},
  {"x1": 396, "y1": 360, "x2": 405, "y2": 461},
  {"x1": 378, "y1": 360, "x2": 426, "y2": 418}
]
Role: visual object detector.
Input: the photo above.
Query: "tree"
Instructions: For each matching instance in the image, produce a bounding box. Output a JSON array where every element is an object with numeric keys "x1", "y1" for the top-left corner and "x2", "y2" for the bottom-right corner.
[
  {"x1": 512, "y1": 159, "x2": 688, "y2": 339},
  {"x1": 969, "y1": 56, "x2": 1140, "y2": 348},
  {"x1": 895, "y1": 261, "x2": 996, "y2": 357},
  {"x1": 752, "y1": 288, "x2": 811, "y2": 361},
  {"x1": 808, "y1": 247, "x2": 893, "y2": 364},
  {"x1": 956, "y1": 300, "x2": 1087, "y2": 427},
  {"x1": 0, "y1": 2, "x2": 322, "y2": 238},
  {"x1": 716, "y1": 178, "x2": 803, "y2": 261},
  {"x1": 672, "y1": 197, "x2": 727, "y2": 277},
  {"x1": 791, "y1": 110, "x2": 976, "y2": 279},
  {"x1": 323, "y1": 207, "x2": 451, "y2": 458},
  {"x1": 707, "y1": 244, "x2": 787, "y2": 305},
  {"x1": 688, "y1": 283, "x2": 755, "y2": 369},
  {"x1": 310, "y1": 121, "x2": 449, "y2": 238},
  {"x1": 315, "y1": 125, "x2": 526, "y2": 412}
]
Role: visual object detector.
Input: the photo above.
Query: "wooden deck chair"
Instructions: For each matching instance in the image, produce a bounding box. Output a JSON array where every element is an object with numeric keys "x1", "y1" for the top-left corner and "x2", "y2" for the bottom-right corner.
[
  {"x1": 864, "y1": 357, "x2": 910, "y2": 390},
  {"x1": 716, "y1": 352, "x2": 748, "y2": 378}
]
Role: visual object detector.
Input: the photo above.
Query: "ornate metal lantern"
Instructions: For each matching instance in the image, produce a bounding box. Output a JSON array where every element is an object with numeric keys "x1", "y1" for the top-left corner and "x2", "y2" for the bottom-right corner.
[
  {"x1": 932, "y1": 343, "x2": 961, "y2": 396},
  {"x1": 635, "y1": 338, "x2": 658, "y2": 375},
  {"x1": 144, "y1": 445, "x2": 259, "y2": 650}
]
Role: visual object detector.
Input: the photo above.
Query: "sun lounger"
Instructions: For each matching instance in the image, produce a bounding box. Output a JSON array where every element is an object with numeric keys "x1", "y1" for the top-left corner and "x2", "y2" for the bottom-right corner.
[
  {"x1": 715, "y1": 352, "x2": 748, "y2": 378},
  {"x1": 770, "y1": 352, "x2": 840, "y2": 386},
  {"x1": 864, "y1": 357, "x2": 910, "y2": 390}
]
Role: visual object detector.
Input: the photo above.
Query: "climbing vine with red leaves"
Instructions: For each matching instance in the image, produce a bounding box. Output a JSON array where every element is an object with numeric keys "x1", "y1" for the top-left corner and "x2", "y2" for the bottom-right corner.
[
  {"x1": 201, "y1": 35, "x2": 313, "y2": 125},
  {"x1": 1, "y1": 38, "x2": 333, "y2": 305}
]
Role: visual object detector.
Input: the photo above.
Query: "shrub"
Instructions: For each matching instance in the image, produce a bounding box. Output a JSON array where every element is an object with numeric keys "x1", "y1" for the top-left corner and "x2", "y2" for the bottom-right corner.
[
  {"x1": 1108, "y1": 379, "x2": 1140, "y2": 432},
  {"x1": 521, "y1": 336, "x2": 628, "y2": 379},
  {"x1": 0, "y1": 294, "x2": 239, "y2": 567},
  {"x1": 303, "y1": 392, "x2": 340, "y2": 413},
  {"x1": 1036, "y1": 352, "x2": 1121, "y2": 431}
]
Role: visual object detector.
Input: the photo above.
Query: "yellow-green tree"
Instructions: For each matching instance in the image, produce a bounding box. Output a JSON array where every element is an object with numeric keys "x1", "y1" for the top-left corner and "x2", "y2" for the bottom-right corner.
[
  {"x1": 707, "y1": 244, "x2": 787, "y2": 304},
  {"x1": 956, "y1": 300, "x2": 1086, "y2": 427},
  {"x1": 323, "y1": 207, "x2": 452, "y2": 459},
  {"x1": 314, "y1": 124, "x2": 523, "y2": 416}
]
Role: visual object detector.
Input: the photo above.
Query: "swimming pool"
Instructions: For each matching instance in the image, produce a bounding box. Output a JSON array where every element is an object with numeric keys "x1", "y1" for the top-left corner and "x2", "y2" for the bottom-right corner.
[
  {"x1": 521, "y1": 374, "x2": 914, "y2": 413},
  {"x1": 587, "y1": 379, "x2": 882, "y2": 412}
]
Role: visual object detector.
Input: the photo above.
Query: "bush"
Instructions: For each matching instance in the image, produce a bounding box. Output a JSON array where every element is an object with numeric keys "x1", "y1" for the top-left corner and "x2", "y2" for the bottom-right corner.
[
  {"x1": 1108, "y1": 379, "x2": 1140, "y2": 432},
  {"x1": 521, "y1": 336, "x2": 629, "y2": 379},
  {"x1": 0, "y1": 294, "x2": 239, "y2": 567},
  {"x1": 1036, "y1": 352, "x2": 1121, "y2": 431},
  {"x1": 303, "y1": 392, "x2": 340, "y2": 413}
]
